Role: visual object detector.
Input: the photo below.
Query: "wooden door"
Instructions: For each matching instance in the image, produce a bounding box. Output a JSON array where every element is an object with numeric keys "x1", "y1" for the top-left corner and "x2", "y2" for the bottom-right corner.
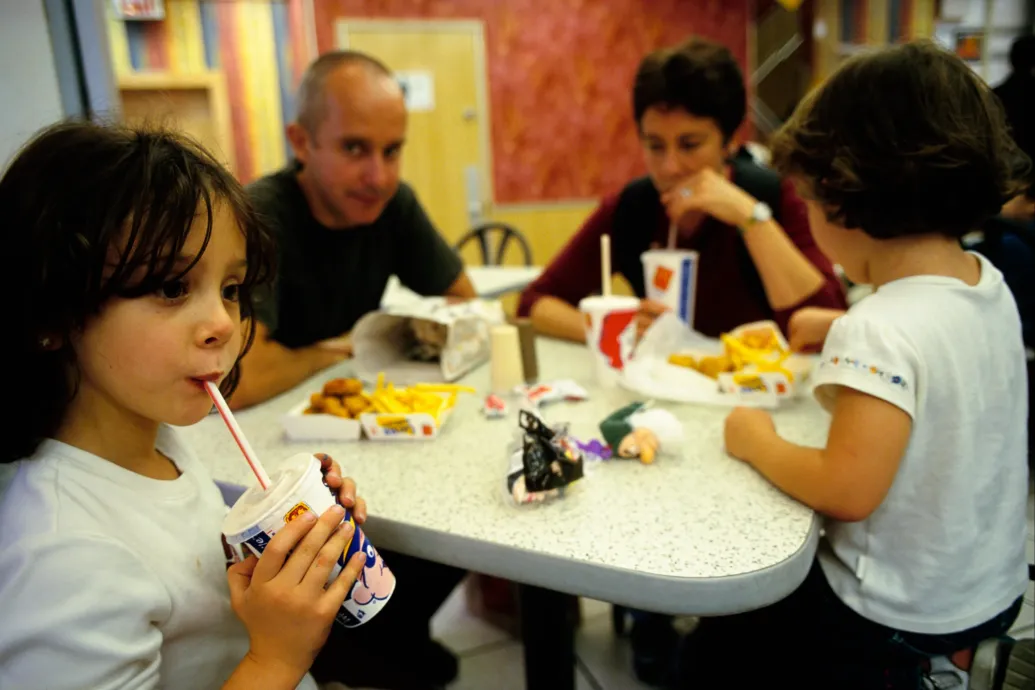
[{"x1": 338, "y1": 21, "x2": 489, "y2": 248}]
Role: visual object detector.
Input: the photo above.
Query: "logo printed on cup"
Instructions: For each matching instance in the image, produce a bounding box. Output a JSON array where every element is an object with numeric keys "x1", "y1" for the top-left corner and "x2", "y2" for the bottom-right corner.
[
  {"x1": 641, "y1": 250, "x2": 699, "y2": 326},
  {"x1": 284, "y1": 501, "x2": 311, "y2": 523},
  {"x1": 598, "y1": 311, "x2": 637, "y2": 369},
  {"x1": 653, "y1": 266, "x2": 673, "y2": 291},
  {"x1": 578, "y1": 295, "x2": 640, "y2": 387}
]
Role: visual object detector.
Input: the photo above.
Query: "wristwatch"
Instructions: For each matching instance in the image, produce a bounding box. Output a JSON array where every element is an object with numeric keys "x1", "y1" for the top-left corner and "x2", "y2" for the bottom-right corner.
[{"x1": 740, "y1": 200, "x2": 772, "y2": 234}]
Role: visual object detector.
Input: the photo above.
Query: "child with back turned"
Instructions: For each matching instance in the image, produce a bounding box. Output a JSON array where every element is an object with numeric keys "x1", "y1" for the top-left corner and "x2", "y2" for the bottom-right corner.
[
  {"x1": 0, "y1": 122, "x2": 368, "y2": 690},
  {"x1": 681, "y1": 41, "x2": 1031, "y2": 689}
]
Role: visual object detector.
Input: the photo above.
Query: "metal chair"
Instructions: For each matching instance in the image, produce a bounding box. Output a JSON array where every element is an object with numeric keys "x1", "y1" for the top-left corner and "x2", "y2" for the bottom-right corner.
[{"x1": 454, "y1": 222, "x2": 533, "y2": 266}]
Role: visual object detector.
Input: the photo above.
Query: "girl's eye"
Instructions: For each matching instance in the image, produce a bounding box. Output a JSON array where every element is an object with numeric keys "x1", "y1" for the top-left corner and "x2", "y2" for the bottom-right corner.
[
  {"x1": 159, "y1": 280, "x2": 187, "y2": 300},
  {"x1": 222, "y1": 284, "x2": 241, "y2": 302}
]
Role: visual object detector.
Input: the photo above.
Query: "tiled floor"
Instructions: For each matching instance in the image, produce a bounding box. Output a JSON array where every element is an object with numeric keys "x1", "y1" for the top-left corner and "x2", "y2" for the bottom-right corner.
[
  {"x1": 426, "y1": 489, "x2": 1035, "y2": 689},
  {"x1": 432, "y1": 585, "x2": 652, "y2": 690}
]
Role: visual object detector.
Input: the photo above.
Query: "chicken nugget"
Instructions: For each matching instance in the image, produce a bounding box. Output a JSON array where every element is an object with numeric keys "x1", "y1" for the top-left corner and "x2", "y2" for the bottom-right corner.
[
  {"x1": 343, "y1": 395, "x2": 370, "y2": 417},
  {"x1": 309, "y1": 393, "x2": 327, "y2": 412},
  {"x1": 322, "y1": 396, "x2": 352, "y2": 419},
  {"x1": 323, "y1": 378, "x2": 364, "y2": 397}
]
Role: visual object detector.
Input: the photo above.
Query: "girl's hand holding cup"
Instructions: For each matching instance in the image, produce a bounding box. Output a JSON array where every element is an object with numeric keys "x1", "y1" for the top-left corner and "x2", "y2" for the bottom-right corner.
[
  {"x1": 317, "y1": 453, "x2": 368, "y2": 524},
  {"x1": 227, "y1": 505, "x2": 366, "y2": 683}
]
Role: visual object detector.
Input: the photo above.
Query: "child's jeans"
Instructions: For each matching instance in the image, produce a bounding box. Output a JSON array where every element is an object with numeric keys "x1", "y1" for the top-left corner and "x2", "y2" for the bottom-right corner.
[{"x1": 672, "y1": 558, "x2": 1023, "y2": 689}]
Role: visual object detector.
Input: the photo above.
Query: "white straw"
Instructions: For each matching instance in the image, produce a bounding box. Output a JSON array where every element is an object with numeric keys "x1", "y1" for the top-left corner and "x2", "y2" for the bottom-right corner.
[
  {"x1": 204, "y1": 381, "x2": 271, "y2": 490},
  {"x1": 667, "y1": 222, "x2": 677, "y2": 250},
  {"x1": 601, "y1": 234, "x2": 612, "y2": 297}
]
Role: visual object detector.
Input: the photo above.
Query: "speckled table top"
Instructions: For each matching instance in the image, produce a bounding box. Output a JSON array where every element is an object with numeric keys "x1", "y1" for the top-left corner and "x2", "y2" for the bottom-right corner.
[{"x1": 180, "y1": 338, "x2": 829, "y2": 614}]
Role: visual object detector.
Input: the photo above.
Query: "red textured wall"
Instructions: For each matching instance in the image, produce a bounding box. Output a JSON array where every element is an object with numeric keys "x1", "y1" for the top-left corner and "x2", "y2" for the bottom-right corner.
[{"x1": 314, "y1": 0, "x2": 750, "y2": 203}]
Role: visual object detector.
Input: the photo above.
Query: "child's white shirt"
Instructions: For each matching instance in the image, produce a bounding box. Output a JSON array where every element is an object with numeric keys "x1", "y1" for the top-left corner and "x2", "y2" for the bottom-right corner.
[
  {"x1": 0, "y1": 426, "x2": 319, "y2": 690},
  {"x1": 812, "y1": 253, "x2": 1030, "y2": 634}
]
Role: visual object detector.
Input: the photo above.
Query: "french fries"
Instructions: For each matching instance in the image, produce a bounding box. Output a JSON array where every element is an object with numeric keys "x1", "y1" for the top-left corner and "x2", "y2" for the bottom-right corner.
[
  {"x1": 304, "y1": 375, "x2": 473, "y2": 424},
  {"x1": 668, "y1": 325, "x2": 794, "y2": 381}
]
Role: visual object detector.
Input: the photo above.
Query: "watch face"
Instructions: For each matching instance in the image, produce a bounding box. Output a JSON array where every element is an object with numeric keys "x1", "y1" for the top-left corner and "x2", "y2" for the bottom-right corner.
[{"x1": 754, "y1": 202, "x2": 773, "y2": 223}]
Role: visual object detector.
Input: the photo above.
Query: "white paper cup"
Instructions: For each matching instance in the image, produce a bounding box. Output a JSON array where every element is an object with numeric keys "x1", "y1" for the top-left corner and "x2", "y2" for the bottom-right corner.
[
  {"x1": 640, "y1": 250, "x2": 699, "y2": 326},
  {"x1": 490, "y1": 324, "x2": 524, "y2": 394},
  {"x1": 222, "y1": 454, "x2": 395, "y2": 628},
  {"x1": 578, "y1": 295, "x2": 640, "y2": 386}
]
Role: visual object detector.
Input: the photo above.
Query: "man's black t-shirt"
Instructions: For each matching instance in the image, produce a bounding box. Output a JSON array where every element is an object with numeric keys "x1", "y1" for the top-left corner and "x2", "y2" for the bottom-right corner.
[{"x1": 246, "y1": 167, "x2": 464, "y2": 348}]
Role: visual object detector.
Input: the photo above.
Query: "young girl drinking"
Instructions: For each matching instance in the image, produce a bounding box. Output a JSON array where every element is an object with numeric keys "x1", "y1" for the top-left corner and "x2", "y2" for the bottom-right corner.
[
  {"x1": 0, "y1": 122, "x2": 367, "y2": 690},
  {"x1": 684, "y1": 41, "x2": 1030, "y2": 688}
]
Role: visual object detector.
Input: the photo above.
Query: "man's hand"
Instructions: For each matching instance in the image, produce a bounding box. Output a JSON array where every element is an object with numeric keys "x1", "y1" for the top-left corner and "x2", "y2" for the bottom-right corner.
[{"x1": 444, "y1": 272, "x2": 477, "y2": 300}]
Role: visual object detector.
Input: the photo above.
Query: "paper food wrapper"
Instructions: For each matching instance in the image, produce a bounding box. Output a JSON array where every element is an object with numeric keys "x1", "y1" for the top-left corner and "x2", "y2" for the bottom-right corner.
[
  {"x1": 621, "y1": 313, "x2": 815, "y2": 409},
  {"x1": 352, "y1": 298, "x2": 505, "y2": 385}
]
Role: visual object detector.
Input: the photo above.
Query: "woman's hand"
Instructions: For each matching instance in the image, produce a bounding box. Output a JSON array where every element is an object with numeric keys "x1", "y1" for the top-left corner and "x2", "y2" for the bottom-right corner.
[
  {"x1": 634, "y1": 299, "x2": 669, "y2": 342},
  {"x1": 660, "y1": 168, "x2": 758, "y2": 229}
]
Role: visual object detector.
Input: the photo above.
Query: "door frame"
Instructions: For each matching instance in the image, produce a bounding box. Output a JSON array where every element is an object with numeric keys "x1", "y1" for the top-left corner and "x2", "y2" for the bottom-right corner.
[{"x1": 335, "y1": 19, "x2": 495, "y2": 216}]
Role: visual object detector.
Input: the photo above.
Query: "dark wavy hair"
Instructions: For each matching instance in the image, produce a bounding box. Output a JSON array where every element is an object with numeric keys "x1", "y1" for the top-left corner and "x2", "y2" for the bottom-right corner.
[
  {"x1": 1, "y1": 121, "x2": 275, "y2": 463},
  {"x1": 633, "y1": 37, "x2": 747, "y2": 142},
  {"x1": 770, "y1": 40, "x2": 1028, "y2": 239}
]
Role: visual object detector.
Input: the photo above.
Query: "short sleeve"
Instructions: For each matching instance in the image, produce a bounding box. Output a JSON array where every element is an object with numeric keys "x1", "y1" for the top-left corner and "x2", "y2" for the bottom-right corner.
[
  {"x1": 0, "y1": 534, "x2": 167, "y2": 690},
  {"x1": 392, "y1": 186, "x2": 464, "y2": 296},
  {"x1": 811, "y1": 313, "x2": 919, "y2": 418}
]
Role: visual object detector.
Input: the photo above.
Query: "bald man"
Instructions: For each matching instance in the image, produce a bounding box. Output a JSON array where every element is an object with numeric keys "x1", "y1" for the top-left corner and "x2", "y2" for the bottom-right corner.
[
  {"x1": 239, "y1": 52, "x2": 470, "y2": 689},
  {"x1": 235, "y1": 51, "x2": 476, "y2": 410}
]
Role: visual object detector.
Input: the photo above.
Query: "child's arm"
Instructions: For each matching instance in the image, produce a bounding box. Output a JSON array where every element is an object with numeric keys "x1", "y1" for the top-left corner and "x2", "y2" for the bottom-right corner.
[
  {"x1": 223, "y1": 653, "x2": 308, "y2": 690},
  {"x1": 724, "y1": 387, "x2": 911, "y2": 521},
  {"x1": 787, "y1": 307, "x2": 846, "y2": 352}
]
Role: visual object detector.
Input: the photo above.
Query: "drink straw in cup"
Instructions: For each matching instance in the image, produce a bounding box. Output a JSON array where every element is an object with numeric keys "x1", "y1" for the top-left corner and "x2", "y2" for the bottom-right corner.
[
  {"x1": 204, "y1": 381, "x2": 272, "y2": 490},
  {"x1": 600, "y1": 234, "x2": 612, "y2": 297},
  {"x1": 669, "y1": 187, "x2": 690, "y2": 249}
]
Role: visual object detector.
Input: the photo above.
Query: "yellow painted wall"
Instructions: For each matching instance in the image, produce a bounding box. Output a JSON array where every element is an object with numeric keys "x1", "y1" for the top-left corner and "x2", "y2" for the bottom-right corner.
[{"x1": 485, "y1": 202, "x2": 596, "y2": 267}]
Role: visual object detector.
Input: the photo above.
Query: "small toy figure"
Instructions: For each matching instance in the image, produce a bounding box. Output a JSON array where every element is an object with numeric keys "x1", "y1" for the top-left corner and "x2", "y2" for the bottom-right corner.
[
  {"x1": 598, "y1": 401, "x2": 684, "y2": 464},
  {"x1": 506, "y1": 410, "x2": 585, "y2": 504}
]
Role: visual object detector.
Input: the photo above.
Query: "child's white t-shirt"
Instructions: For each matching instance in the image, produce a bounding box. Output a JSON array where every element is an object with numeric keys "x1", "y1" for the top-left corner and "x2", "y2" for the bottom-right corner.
[
  {"x1": 0, "y1": 426, "x2": 319, "y2": 690},
  {"x1": 812, "y1": 253, "x2": 1030, "y2": 634}
]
